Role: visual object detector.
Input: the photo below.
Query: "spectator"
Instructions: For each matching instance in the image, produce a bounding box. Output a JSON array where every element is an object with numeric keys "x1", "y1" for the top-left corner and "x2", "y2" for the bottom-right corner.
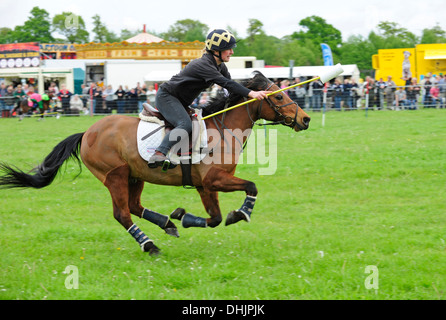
[
  {"x1": 280, "y1": 79, "x2": 290, "y2": 96},
  {"x1": 2, "y1": 85, "x2": 15, "y2": 118},
  {"x1": 423, "y1": 76, "x2": 433, "y2": 108},
  {"x1": 49, "y1": 82, "x2": 59, "y2": 95},
  {"x1": 81, "y1": 83, "x2": 89, "y2": 108},
  {"x1": 58, "y1": 84, "x2": 72, "y2": 114},
  {"x1": 406, "y1": 78, "x2": 420, "y2": 110},
  {"x1": 137, "y1": 83, "x2": 147, "y2": 112},
  {"x1": 103, "y1": 84, "x2": 114, "y2": 113},
  {"x1": 294, "y1": 78, "x2": 306, "y2": 108},
  {"x1": 384, "y1": 76, "x2": 396, "y2": 109},
  {"x1": 115, "y1": 85, "x2": 126, "y2": 113},
  {"x1": 198, "y1": 92, "x2": 209, "y2": 107},
  {"x1": 364, "y1": 77, "x2": 376, "y2": 110},
  {"x1": 376, "y1": 78, "x2": 386, "y2": 109},
  {"x1": 350, "y1": 78, "x2": 359, "y2": 108},
  {"x1": 342, "y1": 78, "x2": 352, "y2": 109},
  {"x1": 88, "y1": 82, "x2": 97, "y2": 113},
  {"x1": 395, "y1": 87, "x2": 407, "y2": 110},
  {"x1": 23, "y1": 83, "x2": 29, "y2": 94},
  {"x1": 438, "y1": 73, "x2": 445, "y2": 108},
  {"x1": 430, "y1": 84, "x2": 440, "y2": 108},
  {"x1": 94, "y1": 86, "x2": 105, "y2": 113},
  {"x1": 126, "y1": 88, "x2": 138, "y2": 113},
  {"x1": 0, "y1": 82, "x2": 7, "y2": 112},
  {"x1": 13, "y1": 85, "x2": 27, "y2": 112},
  {"x1": 310, "y1": 78, "x2": 323, "y2": 110},
  {"x1": 69, "y1": 94, "x2": 84, "y2": 115},
  {"x1": 332, "y1": 78, "x2": 343, "y2": 110},
  {"x1": 146, "y1": 85, "x2": 157, "y2": 107}
]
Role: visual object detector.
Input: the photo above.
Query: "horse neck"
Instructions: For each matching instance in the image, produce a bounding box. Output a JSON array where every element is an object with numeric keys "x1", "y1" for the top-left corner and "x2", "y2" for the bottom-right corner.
[{"x1": 204, "y1": 99, "x2": 260, "y2": 132}]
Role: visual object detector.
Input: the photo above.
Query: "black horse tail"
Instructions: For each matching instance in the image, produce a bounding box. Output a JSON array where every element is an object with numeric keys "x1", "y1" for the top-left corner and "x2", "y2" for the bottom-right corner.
[{"x1": 0, "y1": 132, "x2": 84, "y2": 189}]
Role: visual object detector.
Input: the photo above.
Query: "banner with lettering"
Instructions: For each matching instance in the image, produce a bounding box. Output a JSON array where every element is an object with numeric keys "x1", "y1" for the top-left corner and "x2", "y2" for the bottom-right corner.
[{"x1": 0, "y1": 42, "x2": 40, "y2": 68}]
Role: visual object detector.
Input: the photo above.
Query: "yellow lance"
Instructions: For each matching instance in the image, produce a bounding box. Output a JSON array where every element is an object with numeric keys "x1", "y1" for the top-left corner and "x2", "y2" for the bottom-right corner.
[{"x1": 201, "y1": 63, "x2": 344, "y2": 120}]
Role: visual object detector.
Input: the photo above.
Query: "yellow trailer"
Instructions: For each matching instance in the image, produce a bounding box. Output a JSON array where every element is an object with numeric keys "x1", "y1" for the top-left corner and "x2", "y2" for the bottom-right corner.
[{"x1": 372, "y1": 43, "x2": 446, "y2": 86}]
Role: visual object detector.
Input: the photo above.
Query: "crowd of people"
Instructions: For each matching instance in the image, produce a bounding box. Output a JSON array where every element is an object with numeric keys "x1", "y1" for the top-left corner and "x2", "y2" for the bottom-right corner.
[
  {"x1": 1, "y1": 72, "x2": 445, "y2": 118},
  {"x1": 280, "y1": 72, "x2": 445, "y2": 111}
]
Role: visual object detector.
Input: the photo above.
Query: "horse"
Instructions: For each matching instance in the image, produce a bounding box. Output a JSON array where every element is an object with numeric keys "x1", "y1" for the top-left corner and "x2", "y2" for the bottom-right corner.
[
  {"x1": 13, "y1": 92, "x2": 55, "y2": 121},
  {"x1": 0, "y1": 72, "x2": 311, "y2": 255}
]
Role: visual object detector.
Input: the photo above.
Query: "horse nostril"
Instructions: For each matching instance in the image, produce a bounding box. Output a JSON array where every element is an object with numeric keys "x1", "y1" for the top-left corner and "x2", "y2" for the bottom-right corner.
[{"x1": 303, "y1": 117, "x2": 311, "y2": 127}]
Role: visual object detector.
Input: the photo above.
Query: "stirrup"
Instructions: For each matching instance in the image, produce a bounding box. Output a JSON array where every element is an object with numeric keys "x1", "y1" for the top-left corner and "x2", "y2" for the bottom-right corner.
[{"x1": 148, "y1": 157, "x2": 177, "y2": 171}]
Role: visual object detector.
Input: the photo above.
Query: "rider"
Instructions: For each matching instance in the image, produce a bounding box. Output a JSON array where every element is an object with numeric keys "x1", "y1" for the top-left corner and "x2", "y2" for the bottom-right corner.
[
  {"x1": 148, "y1": 29, "x2": 271, "y2": 169},
  {"x1": 28, "y1": 92, "x2": 50, "y2": 112}
]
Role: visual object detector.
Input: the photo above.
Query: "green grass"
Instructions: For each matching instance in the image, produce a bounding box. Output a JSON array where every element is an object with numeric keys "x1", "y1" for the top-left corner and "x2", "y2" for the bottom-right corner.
[{"x1": 0, "y1": 110, "x2": 445, "y2": 300}]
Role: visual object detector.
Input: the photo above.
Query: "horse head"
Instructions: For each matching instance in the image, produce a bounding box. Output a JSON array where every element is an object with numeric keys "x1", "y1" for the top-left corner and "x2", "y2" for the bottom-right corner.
[{"x1": 244, "y1": 71, "x2": 311, "y2": 132}]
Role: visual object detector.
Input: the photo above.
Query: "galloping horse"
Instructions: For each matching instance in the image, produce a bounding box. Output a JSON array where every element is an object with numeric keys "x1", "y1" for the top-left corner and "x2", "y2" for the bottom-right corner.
[
  {"x1": 13, "y1": 92, "x2": 54, "y2": 120},
  {"x1": 0, "y1": 72, "x2": 310, "y2": 255}
]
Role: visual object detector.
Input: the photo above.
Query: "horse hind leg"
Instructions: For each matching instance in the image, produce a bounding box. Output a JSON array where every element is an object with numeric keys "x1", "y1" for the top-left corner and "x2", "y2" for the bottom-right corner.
[
  {"x1": 104, "y1": 165, "x2": 160, "y2": 255},
  {"x1": 128, "y1": 178, "x2": 179, "y2": 238}
]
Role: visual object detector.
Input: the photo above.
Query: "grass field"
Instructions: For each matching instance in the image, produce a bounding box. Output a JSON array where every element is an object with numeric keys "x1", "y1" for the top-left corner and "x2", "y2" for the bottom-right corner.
[{"x1": 0, "y1": 109, "x2": 444, "y2": 300}]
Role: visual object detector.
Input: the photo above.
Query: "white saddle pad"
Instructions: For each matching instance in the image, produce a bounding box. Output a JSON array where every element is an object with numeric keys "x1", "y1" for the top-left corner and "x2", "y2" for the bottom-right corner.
[{"x1": 137, "y1": 109, "x2": 208, "y2": 165}]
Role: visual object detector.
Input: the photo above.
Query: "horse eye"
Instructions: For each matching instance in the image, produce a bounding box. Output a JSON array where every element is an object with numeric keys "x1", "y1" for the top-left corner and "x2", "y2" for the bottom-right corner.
[{"x1": 275, "y1": 95, "x2": 283, "y2": 101}]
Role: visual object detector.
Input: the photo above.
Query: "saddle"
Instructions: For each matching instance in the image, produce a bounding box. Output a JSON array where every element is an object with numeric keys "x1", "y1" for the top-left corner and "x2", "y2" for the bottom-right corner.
[{"x1": 138, "y1": 104, "x2": 208, "y2": 187}]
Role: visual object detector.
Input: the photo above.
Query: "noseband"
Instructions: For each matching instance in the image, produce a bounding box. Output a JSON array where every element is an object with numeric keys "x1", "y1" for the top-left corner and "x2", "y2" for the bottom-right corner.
[{"x1": 252, "y1": 82, "x2": 305, "y2": 130}]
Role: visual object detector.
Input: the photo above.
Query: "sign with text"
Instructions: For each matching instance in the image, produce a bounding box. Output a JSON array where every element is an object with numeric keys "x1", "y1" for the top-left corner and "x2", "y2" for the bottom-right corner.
[{"x1": 0, "y1": 42, "x2": 41, "y2": 68}]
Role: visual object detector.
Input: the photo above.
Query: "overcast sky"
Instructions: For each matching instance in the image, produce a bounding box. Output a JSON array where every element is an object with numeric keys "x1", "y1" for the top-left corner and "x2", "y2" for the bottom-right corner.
[{"x1": 1, "y1": 0, "x2": 445, "y2": 41}]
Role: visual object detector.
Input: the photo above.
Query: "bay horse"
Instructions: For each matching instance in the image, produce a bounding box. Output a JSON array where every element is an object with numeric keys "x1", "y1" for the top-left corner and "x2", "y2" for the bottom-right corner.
[
  {"x1": 0, "y1": 72, "x2": 310, "y2": 255},
  {"x1": 13, "y1": 92, "x2": 55, "y2": 120}
]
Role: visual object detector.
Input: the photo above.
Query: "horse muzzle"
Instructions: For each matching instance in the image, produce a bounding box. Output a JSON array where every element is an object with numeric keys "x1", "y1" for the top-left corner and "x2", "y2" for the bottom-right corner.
[{"x1": 294, "y1": 116, "x2": 311, "y2": 132}]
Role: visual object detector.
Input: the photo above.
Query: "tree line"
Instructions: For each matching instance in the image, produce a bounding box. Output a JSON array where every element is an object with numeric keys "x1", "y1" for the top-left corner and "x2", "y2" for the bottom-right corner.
[{"x1": 1, "y1": 7, "x2": 445, "y2": 75}]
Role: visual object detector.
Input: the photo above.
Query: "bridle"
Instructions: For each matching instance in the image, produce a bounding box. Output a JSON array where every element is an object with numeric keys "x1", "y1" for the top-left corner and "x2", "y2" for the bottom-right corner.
[{"x1": 249, "y1": 82, "x2": 305, "y2": 130}]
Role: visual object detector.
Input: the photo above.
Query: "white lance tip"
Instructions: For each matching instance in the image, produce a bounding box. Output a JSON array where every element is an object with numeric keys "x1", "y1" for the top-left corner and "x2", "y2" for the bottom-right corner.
[{"x1": 319, "y1": 63, "x2": 344, "y2": 84}]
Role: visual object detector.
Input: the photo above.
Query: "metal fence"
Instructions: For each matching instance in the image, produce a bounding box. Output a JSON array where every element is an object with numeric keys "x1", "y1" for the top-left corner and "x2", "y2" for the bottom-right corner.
[{"x1": 1, "y1": 84, "x2": 445, "y2": 118}]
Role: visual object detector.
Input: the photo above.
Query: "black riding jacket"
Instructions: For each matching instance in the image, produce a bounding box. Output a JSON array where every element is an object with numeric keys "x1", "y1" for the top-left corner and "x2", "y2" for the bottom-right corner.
[{"x1": 160, "y1": 52, "x2": 251, "y2": 107}]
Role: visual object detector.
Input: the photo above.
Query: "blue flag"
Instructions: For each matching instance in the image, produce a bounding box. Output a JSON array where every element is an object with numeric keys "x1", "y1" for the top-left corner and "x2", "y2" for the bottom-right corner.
[{"x1": 320, "y1": 43, "x2": 333, "y2": 66}]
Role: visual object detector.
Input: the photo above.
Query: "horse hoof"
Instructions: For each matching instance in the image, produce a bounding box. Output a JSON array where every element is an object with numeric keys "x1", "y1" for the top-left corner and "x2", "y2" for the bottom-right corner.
[
  {"x1": 164, "y1": 227, "x2": 180, "y2": 238},
  {"x1": 164, "y1": 220, "x2": 180, "y2": 237},
  {"x1": 225, "y1": 210, "x2": 249, "y2": 226},
  {"x1": 170, "y1": 208, "x2": 186, "y2": 220},
  {"x1": 143, "y1": 242, "x2": 161, "y2": 256}
]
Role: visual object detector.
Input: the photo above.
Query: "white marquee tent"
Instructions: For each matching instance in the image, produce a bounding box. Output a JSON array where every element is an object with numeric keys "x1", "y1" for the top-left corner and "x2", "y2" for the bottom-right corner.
[{"x1": 144, "y1": 64, "x2": 360, "y2": 83}]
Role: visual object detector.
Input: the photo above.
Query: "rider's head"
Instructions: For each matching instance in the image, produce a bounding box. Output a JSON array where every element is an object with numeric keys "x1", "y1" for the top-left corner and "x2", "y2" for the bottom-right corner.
[{"x1": 205, "y1": 29, "x2": 237, "y2": 64}]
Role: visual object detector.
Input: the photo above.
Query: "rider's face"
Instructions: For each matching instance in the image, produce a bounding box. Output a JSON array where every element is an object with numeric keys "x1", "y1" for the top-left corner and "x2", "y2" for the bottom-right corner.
[{"x1": 219, "y1": 49, "x2": 234, "y2": 63}]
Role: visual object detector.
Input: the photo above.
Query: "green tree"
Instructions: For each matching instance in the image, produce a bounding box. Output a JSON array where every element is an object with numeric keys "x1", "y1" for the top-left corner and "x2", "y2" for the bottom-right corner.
[
  {"x1": 91, "y1": 14, "x2": 120, "y2": 43},
  {"x1": 161, "y1": 19, "x2": 208, "y2": 42},
  {"x1": 0, "y1": 27, "x2": 14, "y2": 44},
  {"x1": 281, "y1": 38, "x2": 321, "y2": 66},
  {"x1": 247, "y1": 19, "x2": 265, "y2": 41},
  {"x1": 369, "y1": 21, "x2": 418, "y2": 48},
  {"x1": 420, "y1": 24, "x2": 446, "y2": 43},
  {"x1": 340, "y1": 35, "x2": 376, "y2": 71},
  {"x1": 234, "y1": 19, "x2": 283, "y2": 65},
  {"x1": 12, "y1": 7, "x2": 54, "y2": 43},
  {"x1": 52, "y1": 12, "x2": 89, "y2": 43},
  {"x1": 292, "y1": 15, "x2": 342, "y2": 54}
]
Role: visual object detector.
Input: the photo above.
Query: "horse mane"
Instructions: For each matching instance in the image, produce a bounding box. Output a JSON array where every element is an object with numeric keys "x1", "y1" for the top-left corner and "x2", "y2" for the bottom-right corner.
[{"x1": 202, "y1": 71, "x2": 271, "y2": 117}]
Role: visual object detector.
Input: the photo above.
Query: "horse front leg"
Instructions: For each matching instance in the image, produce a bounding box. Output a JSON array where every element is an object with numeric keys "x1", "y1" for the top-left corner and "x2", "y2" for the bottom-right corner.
[{"x1": 202, "y1": 166, "x2": 258, "y2": 226}]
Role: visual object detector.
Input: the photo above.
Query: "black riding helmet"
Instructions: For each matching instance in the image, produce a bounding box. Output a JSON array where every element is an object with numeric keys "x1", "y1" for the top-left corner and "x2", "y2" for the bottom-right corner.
[{"x1": 205, "y1": 29, "x2": 237, "y2": 61}]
